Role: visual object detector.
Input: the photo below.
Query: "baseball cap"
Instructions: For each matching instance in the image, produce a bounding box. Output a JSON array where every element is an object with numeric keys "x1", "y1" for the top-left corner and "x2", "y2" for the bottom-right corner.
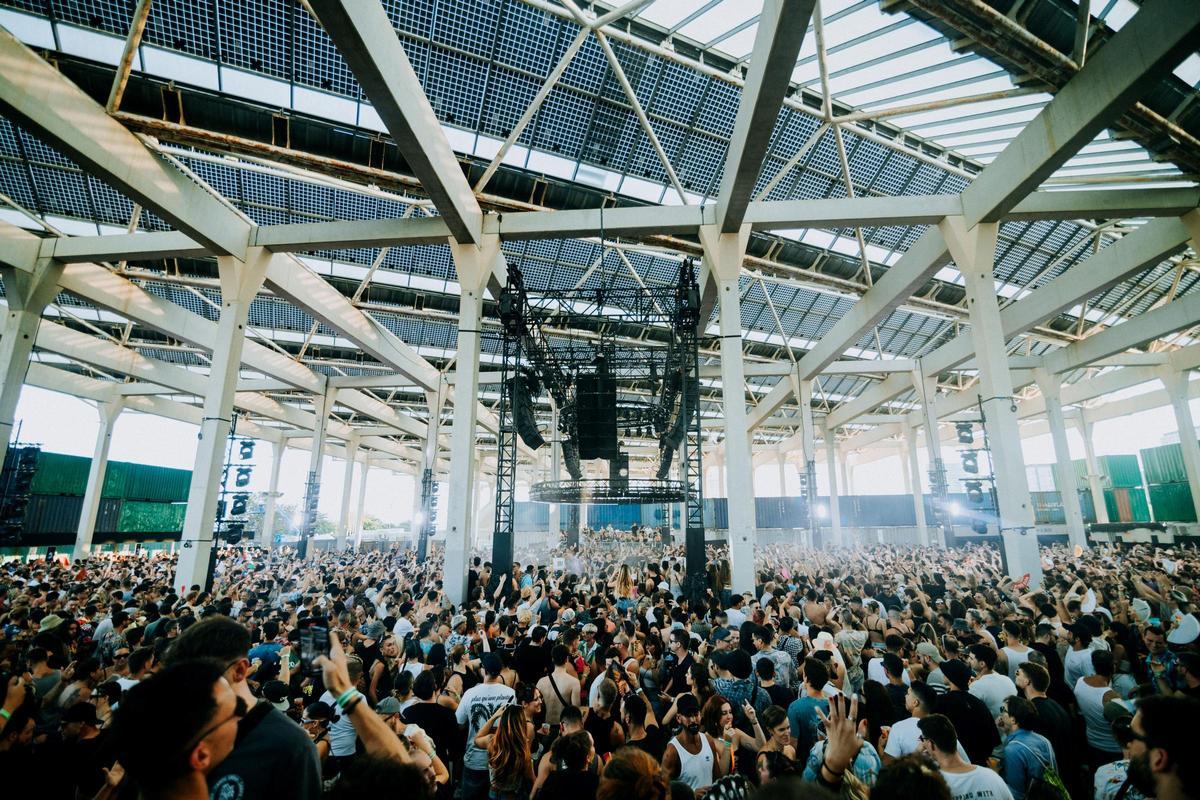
[
  {"x1": 1131, "y1": 598, "x2": 1152, "y2": 624},
  {"x1": 916, "y1": 641, "x2": 944, "y2": 664},
  {"x1": 712, "y1": 627, "x2": 732, "y2": 643},
  {"x1": 561, "y1": 609, "x2": 576, "y2": 624},
  {"x1": 376, "y1": 697, "x2": 403, "y2": 715},
  {"x1": 262, "y1": 680, "x2": 290, "y2": 711},
  {"x1": 451, "y1": 614, "x2": 467, "y2": 630},
  {"x1": 363, "y1": 620, "x2": 387, "y2": 640},
  {"x1": 62, "y1": 702, "x2": 100, "y2": 726},
  {"x1": 1168, "y1": 613, "x2": 1199, "y2": 645},
  {"x1": 676, "y1": 693, "x2": 701, "y2": 716}
]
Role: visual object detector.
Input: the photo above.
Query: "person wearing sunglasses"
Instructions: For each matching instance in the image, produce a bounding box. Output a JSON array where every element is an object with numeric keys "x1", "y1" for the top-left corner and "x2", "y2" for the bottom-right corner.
[
  {"x1": 1124, "y1": 695, "x2": 1200, "y2": 800},
  {"x1": 110, "y1": 660, "x2": 244, "y2": 800}
]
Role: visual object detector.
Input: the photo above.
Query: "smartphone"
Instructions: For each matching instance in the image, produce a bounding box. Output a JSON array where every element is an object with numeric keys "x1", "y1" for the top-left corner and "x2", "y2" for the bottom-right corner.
[{"x1": 299, "y1": 623, "x2": 330, "y2": 676}]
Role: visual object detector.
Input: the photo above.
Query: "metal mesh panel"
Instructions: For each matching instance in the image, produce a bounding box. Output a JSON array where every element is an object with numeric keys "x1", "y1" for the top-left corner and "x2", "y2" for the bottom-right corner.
[{"x1": 144, "y1": 0, "x2": 215, "y2": 58}]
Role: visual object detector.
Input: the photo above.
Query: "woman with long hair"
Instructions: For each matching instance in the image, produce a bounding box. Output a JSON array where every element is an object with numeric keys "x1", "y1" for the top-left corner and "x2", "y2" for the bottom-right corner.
[
  {"x1": 368, "y1": 634, "x2": 399, "y2": 705},
  {"x1": 597, "y1": 747, "x2": 669, "y2": 800},
  {"x1": 612, "y1": 564, "x2": 637, "y2": 613},
  {"x1": 476, "y1": 704, "x2": 534, "y2": 800},
  {"x1": 756, "y1": 705, "x2": 795, "y2": 760},
  {"x1": 701, "y1": 695, "x2": 765, "y2": 778}
]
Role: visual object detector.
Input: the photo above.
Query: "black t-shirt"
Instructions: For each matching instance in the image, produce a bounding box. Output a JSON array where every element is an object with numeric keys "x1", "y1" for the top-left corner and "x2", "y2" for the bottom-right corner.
[
  {"x1": 935, "y1": 690, "x2": 1000, "y2": 766},
  {"x1": 1031, "y1": 696, "x2": 1074, "y2": 766},
  {"x1": 403, "y1": 700, "x2": 463, "y2": 764},
  {"x1": 667, "y1": 653, "x2": 693, "y2": 696},
  {"x1": 885, "y1": 682, "x2": 909, "y2": 721},
  {"x1": 514, "y1": 641, "x2": 551, "y2": 685},
  {"x1": 207, "y1": 701, "x2": 322, "y2": 800},
  {"x1": 541, "y1": 768, "x2": 599, "y2": 799},
  {"x1": 628, "y1": 724, "x2": 667, "y2": 762},
  {"x1": 763, "y1": 683, "x2": 795, "y2": 708}
]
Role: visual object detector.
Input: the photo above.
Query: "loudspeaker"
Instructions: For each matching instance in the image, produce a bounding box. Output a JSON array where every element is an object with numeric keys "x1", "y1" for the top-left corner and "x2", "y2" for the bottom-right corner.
[
  {"x1": 609, "y1": 452, "x2": 629, "y2": 491},
  {"x1": 511, "y1": 376, "x2": 545, "y2": 450},
  {"x1": 577, "y1": 371, "x2": 617, "y2": 460}
]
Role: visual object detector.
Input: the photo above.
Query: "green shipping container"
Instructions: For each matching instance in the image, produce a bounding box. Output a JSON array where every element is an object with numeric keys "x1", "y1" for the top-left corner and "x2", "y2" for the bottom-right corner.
[
  {"x1": 1072, "y1": 455, "x2": 1143, "y2": 489},
  {"x1": 122, "y1": 464, "x2": 191, "y2": 502},
  {"x1": 1148, "y1": 482, "x2": 1197, "y2": 522},
  {"x1": 1140, "y1": 444, "x2": 1189, "y2": 485},
  {"x1": 116, "y1": 501, "x2": 186, "y2": 533},
  {"x1": 29, "y1": 453, "x2": 91, "y2": 495},
  {"x1": 1103, "y1": 487, "x2": 1152, "y2": 523},
  {"x1": 101, "y1": 461, "x2": 130, "y2": 498}
]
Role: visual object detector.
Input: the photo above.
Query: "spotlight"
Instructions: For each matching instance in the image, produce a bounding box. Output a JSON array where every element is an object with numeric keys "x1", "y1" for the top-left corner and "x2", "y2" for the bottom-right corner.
[
  {"x1": 234, "y1": 466, "x2": 252, "y2": 487},
  {"x1": 948, "y1": 501, "x2": 962, "y2": 516},
  {"x1": 815, "y1": 504, "x2": 830, "y2": 519},
  {"x1": 239, "y1": 441, "x2": 255, "y2": 460}
]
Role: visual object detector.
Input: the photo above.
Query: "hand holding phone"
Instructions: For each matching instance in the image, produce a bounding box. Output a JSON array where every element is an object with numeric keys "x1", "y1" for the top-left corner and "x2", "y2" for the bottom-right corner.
[{"x1": 299, "y1": 621, "x2": 331, "y2": 676}]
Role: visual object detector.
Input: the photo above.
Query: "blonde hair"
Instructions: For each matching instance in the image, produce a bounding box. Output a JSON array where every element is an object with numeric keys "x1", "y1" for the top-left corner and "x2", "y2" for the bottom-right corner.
[{"x1": 598, "y1": 747, "x2": 669, "y2": 800}]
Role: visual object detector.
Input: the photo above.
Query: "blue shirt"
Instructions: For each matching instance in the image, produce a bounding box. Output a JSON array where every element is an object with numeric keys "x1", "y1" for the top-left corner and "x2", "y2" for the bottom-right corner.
[
  {"x1": 786, "y1": 694, "x2": 828, "y2": 764},
  {"x1": 1002, "y1": 729, "x2": 1057, "y2": 800}
]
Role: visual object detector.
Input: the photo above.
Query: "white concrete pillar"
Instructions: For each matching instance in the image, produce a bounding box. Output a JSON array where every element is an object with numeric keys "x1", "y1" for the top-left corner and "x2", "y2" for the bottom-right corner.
[
  {"x1": 945, "y1": 218, "x2": 1041, "y2": 586},
  {"x1": 1035, "y1": 369, "x2": 1087, "y2": 549},
  {"x1": 300, "y1": 386, "x2": 334, "y2": 559},
  {"x1": 416, "y1": 385, "x2": 446, "y2": 561},
  {"x1": 903, "y1": 425, "x2": 930, "y2": 545},
  {"x1": 352, "y1": 455, "x2": 370, "y2": 549},
  {"x1": 700, "y1": 223, "x2": 755, "y2": 594},
  {"x1": 915, "y1": 377, "x2": 948, "y2": 547},
  {"x1": 777, "y1": 449, "x2": 787, "y2": 496},
  {"x1": 258, "y1": 441, "x2": 284, "y2": 549},
  {"x1": 823, "y1": 421, "x2": 843, "y2": 547},
  {"x1": 444, "y1": 236, "x2": 499, "y2": 606},
  {"x1": 840, "y1": 453, "x2": 853, "y2": 497},
  {"x1": 1072, "y1": 410, "x2": 1109, "y2": 524},
  {"x1": 335, "y1": 434, "x2": 359, "y2": 550},
  {"x1": 793, "y1": 375, "x2": 819, "y2": 543},
  {"x1": 0, "y1": 257, "x2": 63, "y2": 468},
  {"x1": 74, "y1": 399, "x2": 124, "y2": 557},
  {"x1": 1159, "y1": 367, "x2": 1200, "y2": 521},
  {"x1": 174, "y1": 249, "x2": 271, "y2": 592}
]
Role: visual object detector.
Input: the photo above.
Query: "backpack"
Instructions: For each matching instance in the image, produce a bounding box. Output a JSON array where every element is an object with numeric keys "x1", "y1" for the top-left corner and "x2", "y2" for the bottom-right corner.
[{"x1": 1013, "y1": 738, "x2": 1070, "y2": 800}]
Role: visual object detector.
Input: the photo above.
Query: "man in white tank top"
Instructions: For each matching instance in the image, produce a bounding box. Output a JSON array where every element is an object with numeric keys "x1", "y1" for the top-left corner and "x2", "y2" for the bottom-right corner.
[{"x1": 662, "y1": 693, "x2": 727, "y2": 792}]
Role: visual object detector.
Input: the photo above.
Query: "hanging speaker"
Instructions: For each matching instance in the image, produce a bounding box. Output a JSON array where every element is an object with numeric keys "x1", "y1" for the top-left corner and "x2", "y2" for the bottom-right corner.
[
  {"x1": 235, "y1": 466, "x2": 253, "y2": 487},
  {"x1": 239, "y1": 441, "x2": 255, "y2": 460},
  {"x1": 511, "y1": 375, "x2": 545, "y2": 450}
]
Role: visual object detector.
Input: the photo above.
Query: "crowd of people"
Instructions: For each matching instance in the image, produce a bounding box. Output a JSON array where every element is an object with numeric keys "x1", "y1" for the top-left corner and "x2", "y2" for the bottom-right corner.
[{"x1": 0, "y1": 536, "x2": 1197, "y2": 800}]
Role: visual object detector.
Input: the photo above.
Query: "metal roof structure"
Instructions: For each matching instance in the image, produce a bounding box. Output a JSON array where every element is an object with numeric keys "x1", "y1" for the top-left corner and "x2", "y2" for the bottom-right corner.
[{"x1": 0, "y1": 0, "x2": 1198, "y2": 486}]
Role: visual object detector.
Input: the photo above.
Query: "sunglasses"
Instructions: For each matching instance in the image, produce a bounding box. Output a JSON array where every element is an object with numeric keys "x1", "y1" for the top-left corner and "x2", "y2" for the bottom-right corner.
[{"x1": 177, "y1": 695, "x2": 248, "y2": 758}]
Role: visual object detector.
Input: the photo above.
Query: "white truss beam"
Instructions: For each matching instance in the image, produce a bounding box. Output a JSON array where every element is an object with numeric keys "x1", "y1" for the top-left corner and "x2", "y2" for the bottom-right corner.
[
  {"x1": 305, "y1": 0, "x2": 482, "y2": 244},
  {"x1": 0, "y1": 28, "x2": 251, "y2": 257},
  {"x1": 715, "y1": 0, "x2": 815, "y2": 233}
]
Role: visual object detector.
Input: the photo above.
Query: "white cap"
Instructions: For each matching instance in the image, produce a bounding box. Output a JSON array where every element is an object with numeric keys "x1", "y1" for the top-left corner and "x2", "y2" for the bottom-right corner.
[{"x1": 1167, "y1": 613, "x2": 1199, "y2": 645}]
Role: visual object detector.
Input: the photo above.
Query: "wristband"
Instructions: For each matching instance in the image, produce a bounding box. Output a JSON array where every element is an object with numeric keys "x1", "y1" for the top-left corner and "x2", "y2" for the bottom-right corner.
[
  {"x1": 343, "y1": 695, "x2": 364, "y2": 714},
  {"x1": 335, "y1": 688, "x2": 360, "y2": 708},
  {"x1": 821, "y1": 758, "x2": 844, "y2": 779},
  {"x1": 0, "y1": 708, "x2": 10, "y2": 721}
]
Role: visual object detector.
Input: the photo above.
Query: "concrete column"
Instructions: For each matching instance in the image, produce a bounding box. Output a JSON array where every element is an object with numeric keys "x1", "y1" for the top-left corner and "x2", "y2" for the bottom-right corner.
[
  {"x1": 700, "y1": 223, "x2": 754, "y2": 594},
  {"x1": 1073, "y1": 410, "x2": 1110, "y2": 524},
  {"x1": 0, "y1": 257, "x2": 63, "y2": 468},
  {"x1": 793, "y1": 375, "x2": 819, "y2": 545},
  {"x1": 258, "y1": 441, "x2": 284, "y2": 549},
  {"x1": 352, "y1": 455, "x2": 370, "y2": 549},
  {"x1": 548, "y1": 405, "x2": 561, "y2": 538},
  {"x1": 823, "y1": 421, "x2": 843, "y2": 547},
  {"x1": 1035, "y1": 369, "x2": 1087, "y2": 549},
  {"x1": 174, "y1": 249, "x2": 272, "y2": 592},
  {"x1": 915, "y1": 376, "x2": 948, "y2": 547},
  {"x1": 903, "y1": 425, "x2": 930, "y2": 545},
  {"x1": 74, "y1": 399, "x2": 124, "y2": 557},
  {"x1": 416, "y1": 385, "x2": 446, "y2": 562},
  {"x1": 840, "y1": 453, "x2": 853, "y2": 497},
  {"x1": 335, "y1": 434, "x2": 360, "y2": 550},
  {"x1": 444, "y1": 237, "x2": 499, "y2": 606},
  {"x1": 776, "y1": 449, "x2": 787, "y2": 496},
  {"x1": 300, "y1": 386, "x2": 334, "y2": 559},
  {"x1": 947, "y1": 218, "x2": 1041, "y2": 585},
  {"x1": 1159, "y1": 368, "x2": 1200, "y2": 521}
]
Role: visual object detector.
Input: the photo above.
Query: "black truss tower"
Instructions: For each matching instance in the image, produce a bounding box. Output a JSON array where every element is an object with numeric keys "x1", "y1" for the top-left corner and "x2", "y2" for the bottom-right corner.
[{"x1": 490, "y1": 259, "x2": 704, "y2": 592}]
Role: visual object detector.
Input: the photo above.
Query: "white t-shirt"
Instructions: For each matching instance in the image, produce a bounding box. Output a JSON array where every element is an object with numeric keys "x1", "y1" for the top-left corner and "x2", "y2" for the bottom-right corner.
[
  {"x1": 393, "y1": 616, "x2": 415, "y2": 640},
  {"x1": 319, "y1": 689, "x2": 361, "y2": 757},
  {"x1": 1064, "y1": 646, "x2": 1095, "y2": 687},
  {"x1": 725, "y1": 607, "x2": 748, "y2": 628},
  {"x1": 968, "y1": 672, "x2": 1017, "y2": 717},
  {"x1": 884, "y1": 716, "x2": 969, "y2": 761},
  {"x1": 941, "y1": 764, "x2": 1015, "y2": 800},
  {"x1": 867, "y1": 657, "x2": 911, "y2": 687},
  {"x1": 455, "y1": 681, "x2": 516, "y2": 771}
]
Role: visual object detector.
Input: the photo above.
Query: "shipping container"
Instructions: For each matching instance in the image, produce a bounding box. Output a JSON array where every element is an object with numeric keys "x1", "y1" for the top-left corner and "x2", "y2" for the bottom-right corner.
[
  {"x1": 116, "y1": 501, "x2": 186, "y2": 533},
  {"x1": 101, "y1": 461, "x2": 130, "y2": 498},
  {"x1": 122, "y1": 464, "x2": 191, "y2": 502},
  {"x1": 1140, "y1": 444, "x2": 1189, "y2": 485},
  {"x1": 1075, "y1": 455, "x2": 1145, "y2": 489},
  {"x1": 1080, "y1": 489, "x2": 1097, "y2": 524},
  {"x1": 1104, "y1": 487, "x2": 1152, "y2": 523},
  {"x1": 1148, "y1": 482, "x2": 1197, "y2": 522},
  {"x1": 29, "y1": 453, "x2": 91, "y2": 495},
  {"x1": 20, "y1": 495, "x2": 83, "y2": 534},
  {"x1": 1031, "y1": 491, "x2": 1066, "y2": 525}
]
